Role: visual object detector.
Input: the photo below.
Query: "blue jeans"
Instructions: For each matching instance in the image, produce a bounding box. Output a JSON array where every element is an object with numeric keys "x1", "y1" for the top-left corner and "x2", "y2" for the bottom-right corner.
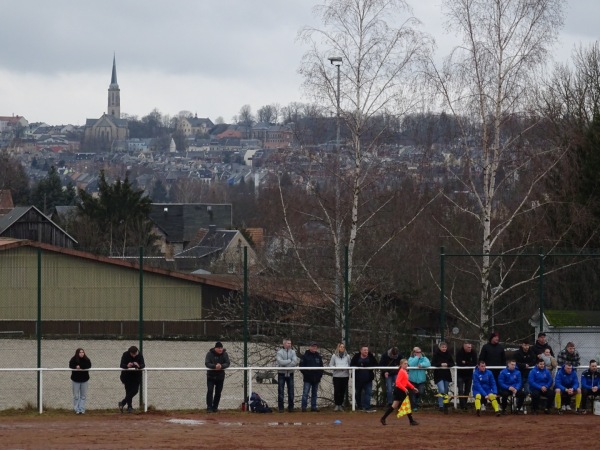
[
  {"x1": 72, "y1": 381, "x2": 88, "y2": 413},
  {"x1": 436, "y1": 380, "x2": 450, "y2": 408},
  {"x1": 277, "y1": 373, "x2": 294, "y2": 411},
  {"x1": 301, "y1": 381, "x2": 319, "y2": 410},
  {"x1": 355, "y1": 380, "x2": 373, "y2": 410},
  {"x1": 385, "y1": 374, "x2": 397, "y2": 405},
  {"x1": 410, "y1": 382, "x2": 426, "y2": 409}
]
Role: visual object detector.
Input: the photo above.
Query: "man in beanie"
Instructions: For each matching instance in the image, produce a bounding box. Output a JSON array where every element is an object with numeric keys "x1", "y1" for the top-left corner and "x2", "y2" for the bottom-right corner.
[
  {"x1": 479, "y1": 332, "x2": 506, "y2": 385},
  {"x1": 533, "y1": 332, "x2": 554, "y2": 358},
  {"x1": 205, "y1": 341, "x2": 230, "y2": 413}
]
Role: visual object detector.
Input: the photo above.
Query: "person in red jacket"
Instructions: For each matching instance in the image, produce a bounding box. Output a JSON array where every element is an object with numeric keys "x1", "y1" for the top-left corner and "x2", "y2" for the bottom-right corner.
[{"x1": 380, "y1": 359, "x2": 419, "y2": 426}]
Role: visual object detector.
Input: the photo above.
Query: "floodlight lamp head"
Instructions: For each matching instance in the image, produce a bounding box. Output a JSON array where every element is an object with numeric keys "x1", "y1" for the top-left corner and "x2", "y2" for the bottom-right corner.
[{"x1": 328, "y1": 56, "x2": 343, "y2": 66}]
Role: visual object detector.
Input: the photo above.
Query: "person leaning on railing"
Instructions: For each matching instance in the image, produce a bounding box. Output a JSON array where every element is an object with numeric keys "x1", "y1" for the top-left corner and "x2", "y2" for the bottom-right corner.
[{"x1": 407, "y1": 347, "x2": 430, "y2": 412}]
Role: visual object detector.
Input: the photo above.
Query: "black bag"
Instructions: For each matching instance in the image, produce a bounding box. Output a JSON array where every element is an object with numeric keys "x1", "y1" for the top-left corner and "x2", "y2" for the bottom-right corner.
[{"x1": 249, "y1": 391, "x2": 272, "y2": 413}]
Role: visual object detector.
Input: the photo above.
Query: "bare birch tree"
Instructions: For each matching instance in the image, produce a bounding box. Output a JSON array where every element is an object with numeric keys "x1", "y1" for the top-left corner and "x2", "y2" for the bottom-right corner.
[
  {"x1": 280, "y1": 0, "x2": 434, "y2": 342},
  {"x1": 431, "y1": 0, "x2": 566, "y2": 340}
]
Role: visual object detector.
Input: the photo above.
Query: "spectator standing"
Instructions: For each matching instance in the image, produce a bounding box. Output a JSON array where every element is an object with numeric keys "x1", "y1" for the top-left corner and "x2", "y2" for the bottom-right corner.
[
  {"x1": 350, "y1": 345, "x2": 379, "y2": 412},
  {"x1": 554, "y1": 361, "x2": 581, "y2": 413},
  {"x1": 580, "y1": 359, "x2": 600, "y2": 414},
  {"x1": 528, "y1": 358, "x2": 553, "y2": 414},
  {"x1": 118, "y1": 345, "x2": 145, "y2": 413},
  {"x1": 299, "y1": 342, "x2": 324, "y2": 412},
  {"x1": 431, "y1": 342, "x2": 455, "y2": 414},
  {"x1": 275, "y1": 338, "x2": 297, "y2": 413},
  {"x1": 456, "y1": 342, "x2": 478, "y2": 411},
  {"x1": 205, "y1": 341, "x2": 230, "y2": 413},
  {"x1": 472, "y1": 361, "x2": 500, "y2": 416},
  {"x1": 408, "y1": 347, "x2": 430, "y2": 411},
  {"x1": 330, "y1": 342, "x2": 351, "y2": 411},
  {"x1": 479, "y1": 332, "x2": 506, "y2": 384},
  {"x1": 514, "y1": 340, "x2": 537, "y2": 394},
  {"x1": 69, "y1": 348, "x2": 91, "y2": 415},
  {"x1": 556, "y1": 342, "x2": 581, "y2": 368},
  {"x1": 380, "y1": 347, "x2": 402, "y2": 406},
  {"x1": 498, "y1": 360, "x2": 525, "y2": 414},
  {"x1": 541, "y1": 348, "x2": 558, "y2": 377},
  {"x1": 533, "y1": 332, "x2": 554, "y2": 358},
  {"x1": 380, "y1": 359, "x2": 419, "y2": 426}
]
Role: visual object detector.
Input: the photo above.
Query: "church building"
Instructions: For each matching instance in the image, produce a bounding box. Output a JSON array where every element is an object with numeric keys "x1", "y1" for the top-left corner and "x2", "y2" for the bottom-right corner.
[{"x1": 83, "y1": 55, "x2": 129, "y2": 151}]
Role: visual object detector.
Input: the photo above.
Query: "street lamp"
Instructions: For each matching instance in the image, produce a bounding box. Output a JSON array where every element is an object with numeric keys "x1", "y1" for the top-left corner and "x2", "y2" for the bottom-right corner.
[
  {"x1": 328, "y1": 56, "x2": 346, "y2": 346},
  {"x1": 328, "y1": 57, "x2": 342, "y2": 149}
]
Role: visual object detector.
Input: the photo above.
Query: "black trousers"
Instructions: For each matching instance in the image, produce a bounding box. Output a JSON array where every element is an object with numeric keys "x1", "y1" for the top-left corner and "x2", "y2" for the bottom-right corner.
[
  {"x1": 207, "y1": 377, "x2": 224, "y2": 411},
  {"x1": 333, "y1": 377, "x2": 349, "y2": 406},
  {"x1": 457, "y1": 374, "x2": 472, "y2": 409},
  {"x1": 122, "y1": 380, "x2": 140, "y2": 408}
]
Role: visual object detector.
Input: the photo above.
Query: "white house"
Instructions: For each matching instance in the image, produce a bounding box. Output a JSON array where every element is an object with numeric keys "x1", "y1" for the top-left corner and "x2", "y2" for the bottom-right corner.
[{"x1": 529, "y1": 309, "x2": 600, "y2": 367}]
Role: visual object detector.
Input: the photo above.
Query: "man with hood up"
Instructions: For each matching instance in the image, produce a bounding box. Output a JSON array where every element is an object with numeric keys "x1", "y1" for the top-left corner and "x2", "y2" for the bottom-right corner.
[{"x1": 479, "y1": 332, "x2": 506, "y2": 384}]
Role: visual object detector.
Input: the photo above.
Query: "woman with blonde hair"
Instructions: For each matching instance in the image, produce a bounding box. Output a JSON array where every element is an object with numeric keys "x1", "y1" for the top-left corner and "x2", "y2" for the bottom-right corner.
[{"x1": 329, "y1": 342, "x2": 351, "y2": 411}]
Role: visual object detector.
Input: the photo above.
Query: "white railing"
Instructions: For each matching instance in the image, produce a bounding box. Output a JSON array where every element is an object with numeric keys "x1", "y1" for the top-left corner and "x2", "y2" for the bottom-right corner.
[{"x1": 1, "y1": 365, "x2": 583, "y2": 414}]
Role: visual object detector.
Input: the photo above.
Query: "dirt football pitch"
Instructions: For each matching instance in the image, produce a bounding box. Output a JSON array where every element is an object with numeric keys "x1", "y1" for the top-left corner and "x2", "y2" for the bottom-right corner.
[{"x1": 0, "y1": 408, "x2": 597, "y2": 449}]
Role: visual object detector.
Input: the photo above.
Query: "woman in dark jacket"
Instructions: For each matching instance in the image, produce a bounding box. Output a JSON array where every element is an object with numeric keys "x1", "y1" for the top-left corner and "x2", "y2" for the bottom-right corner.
[
  {"x1": 432, "y1": 342, "x2": 455, "y2": 413},
  {"x1": 69, "y1": 347, "x2": 92, "y2": 414}
]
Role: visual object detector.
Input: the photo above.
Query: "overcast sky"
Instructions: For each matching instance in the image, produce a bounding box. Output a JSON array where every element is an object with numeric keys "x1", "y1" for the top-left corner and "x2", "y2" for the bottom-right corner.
[{"x1": 1, "y1": 0, "x2": 598, "y2": 126}]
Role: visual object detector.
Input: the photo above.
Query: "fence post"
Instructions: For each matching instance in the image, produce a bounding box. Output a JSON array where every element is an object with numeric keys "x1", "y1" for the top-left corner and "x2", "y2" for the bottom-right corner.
[
  {"x1": 38, "y1": 368, "x2": 43, "y2": 414},
  {"x1": 37, "y1": 248, "x2": 42, "y2": 412},
  {"x1": 538, "y1": 247, "x2": 544, "y2": 332},
  {"x1": 243, "y1": 247, "x2": 249, "y2": 409},
  {"x1": 344, "y1": 245, "x2": 349, "y2": 349},
  {"x1": 440, "y1": 247, "x2": 445, "y2": 341},
  {"x1": 139, "y1": 246, "x2": 144, "y2": 410}
]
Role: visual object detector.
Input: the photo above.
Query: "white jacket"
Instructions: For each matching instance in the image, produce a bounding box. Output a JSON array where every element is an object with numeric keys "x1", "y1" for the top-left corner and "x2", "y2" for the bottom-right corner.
[
  {"x1": 276, "y1": 347, "x2": 298, "y2": 376},
  {"x1": 330, "y1": 352, "x2": 351, "y2": 377}
]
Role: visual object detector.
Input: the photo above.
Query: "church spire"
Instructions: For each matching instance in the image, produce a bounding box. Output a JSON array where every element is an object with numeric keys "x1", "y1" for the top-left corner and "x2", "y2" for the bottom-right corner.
[
  {"x1": 111, "y1": 53, "x2": 118, "y2": 86},
  {"x1": 107, "y1": 54, "x2": 121, "y2": 119}
]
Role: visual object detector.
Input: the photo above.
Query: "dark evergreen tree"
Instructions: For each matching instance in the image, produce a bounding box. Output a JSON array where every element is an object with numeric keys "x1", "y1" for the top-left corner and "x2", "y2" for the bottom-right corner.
[
  {"x1": 30, "y1": 166, "x2": 75, "y2": 214},
  {"x1": 151, "y1": 179, "x2": 168, "y2": 202},
  {"x1": 75, "y1": 171, "x2": 158, "y2": 256}
]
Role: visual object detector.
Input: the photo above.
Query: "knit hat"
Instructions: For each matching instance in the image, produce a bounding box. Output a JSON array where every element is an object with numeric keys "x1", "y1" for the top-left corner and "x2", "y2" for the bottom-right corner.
[{"x1": 214, "y1": 341, "x2": 223, "y2": 348}]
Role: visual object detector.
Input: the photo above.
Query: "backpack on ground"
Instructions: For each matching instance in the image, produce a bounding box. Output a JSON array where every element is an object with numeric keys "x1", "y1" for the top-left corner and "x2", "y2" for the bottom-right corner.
[{"x1": 249, "y1": 391, "x2": 272, "y2": 413}]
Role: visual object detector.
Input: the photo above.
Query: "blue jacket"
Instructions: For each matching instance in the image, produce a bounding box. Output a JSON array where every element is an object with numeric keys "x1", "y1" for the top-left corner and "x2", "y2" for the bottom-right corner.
[
  {"x1": 498, "y1": 367, "x2": 522, "y2": 391},
  {"x1": 408, "y1": 355, "x2": 431, "y2": 384},
  {"x1": 581, "y1": 369, "x2": 600, "y2": 390},
  {"x1": 528, "y1": 366, "x2": 553, "y2": 392},
  {"x1": 472, "y1": 368, "x2": 497, "y2": 397},
  {"x1": 554, "y1": 366, "x2": 579, "y2": 391},
  {"x1": 299, "y1": 350, "x2": 324, "y2": 384}
]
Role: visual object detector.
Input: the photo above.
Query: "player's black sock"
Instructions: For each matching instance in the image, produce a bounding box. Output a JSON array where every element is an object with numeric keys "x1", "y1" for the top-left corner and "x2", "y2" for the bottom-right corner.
[{"x1": 381, "y1": 405, "x2": 394, "y2": 420}]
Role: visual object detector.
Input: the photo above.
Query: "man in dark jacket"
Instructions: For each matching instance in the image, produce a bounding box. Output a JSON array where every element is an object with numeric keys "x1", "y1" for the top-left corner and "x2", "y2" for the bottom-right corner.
[
  {"x1": 514, "y1": 340, "x2": 537, "y2": 393},
  {"x1": 205, "y1": 341, "x2": 230, "y2": 413},
  {"x1": 118, "y1": 345, "x2": 145, "y2": 413},
  {"x1": 300, "y1": 342, "x2": 324, "y2": 412},
  {"x1": 351, "y1": 345, "x2": 379, "y2": 412},
  {"x1": 456, "y1": 342, "x2": 478, "y2": 410},
  {"x1": 380, "y1": 347, "x2": 402, "y2": 406},
  {"x1": 479, "y1": 332, "x2": 506, "y2": 384},
  {"x1": 533, "y1": 332, "x2": 554, "y2": 358},
  {"x1": 581, "y1": 360, "x2": 600, "y2": 413}
]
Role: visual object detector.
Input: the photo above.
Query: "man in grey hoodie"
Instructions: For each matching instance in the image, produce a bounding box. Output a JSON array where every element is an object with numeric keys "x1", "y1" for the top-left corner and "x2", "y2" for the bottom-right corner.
[{"x1": 276, "y1": 338, "x2": 298, "y2": 412}]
